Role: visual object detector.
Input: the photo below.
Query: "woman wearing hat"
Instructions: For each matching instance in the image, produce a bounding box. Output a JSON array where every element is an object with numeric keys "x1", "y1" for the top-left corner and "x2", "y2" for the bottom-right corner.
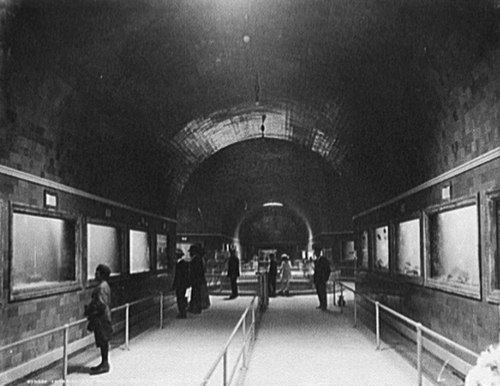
[
  {"x1": 84, "y1": 264, "x2": 113, "y2": 375},
  {"x1": 278, "y1": 254, "x2": 292, "y2": 296},
  {"x1": 188, "y1": 244, "x2": 204, "y2": 314}
]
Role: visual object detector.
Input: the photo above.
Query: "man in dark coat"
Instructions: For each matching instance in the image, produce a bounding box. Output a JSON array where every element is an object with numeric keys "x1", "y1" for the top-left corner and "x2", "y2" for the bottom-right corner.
[
  {"x1": 172, "y1": 248, "x2": 190, "y2": 319},
  {"x1": 227, "y1": 249, "x2": 240, "y2": 299},
  {"x1": 188, "y1": 243, "x2": 204, "y2": 314},
  {"x1": 85, "y1": 264, "x2": 113, "y2": 375},
  {"x1": 313, "y1": 244, "x2": 331, "y2": 311},
  {"x1": 268, "y1": 253, "x2": 277, "y2": 297}
]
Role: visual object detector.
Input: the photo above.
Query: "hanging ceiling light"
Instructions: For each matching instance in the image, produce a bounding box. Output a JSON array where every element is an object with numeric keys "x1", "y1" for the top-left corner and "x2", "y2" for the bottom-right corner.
[{"x1": 263, "y1": 202, "x2": 283, "y2": 207}]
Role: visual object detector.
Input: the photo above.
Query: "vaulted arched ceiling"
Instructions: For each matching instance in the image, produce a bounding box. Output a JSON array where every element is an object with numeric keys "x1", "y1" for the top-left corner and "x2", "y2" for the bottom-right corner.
[{"x1": 3, "y1": 0, "x2": 499, "y2": 218}]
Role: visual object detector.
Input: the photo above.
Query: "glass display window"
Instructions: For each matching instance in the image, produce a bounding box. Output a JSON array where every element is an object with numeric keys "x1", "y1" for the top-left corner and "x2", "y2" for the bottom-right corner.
[
  {"x1": 396, "y1": 219, "x2": 421, "y2": 276},
  {"x1": 487, "y1": 191, "x2": 500, "y2": 300},
  {"x1": 156, "y1": 233, "x2": 168, "y2": 271},
  {"x1": 374, "y1": 225, "x2": 389, "y2": 270},
  {"x1": 343, "y1": 240, "x2": 355, "y2": 261},
  {"x1": 360, "y1": 230, "x2": 369, "y2": 268},
  {"x1": 11, "y1": 210, "x2": 77, "y2": 299},
  {"x1": 87, "y1": 223, "x2": 122, "y2": 280},
  {"x1": 427, "y1": 203, "x2": 480, "y2": 297},
  {"x1": 129, "y1": 229, "x2": 150, "y2": 274}
]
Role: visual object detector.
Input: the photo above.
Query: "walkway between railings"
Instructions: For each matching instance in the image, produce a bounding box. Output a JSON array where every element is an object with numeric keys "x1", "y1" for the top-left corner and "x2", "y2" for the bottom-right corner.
[
  {"x1": 242, "y1": 293, "x2": 437, "y2": 386},
  {"x1": 9, "y1": 296, "x2": 259, "y2": 386}
]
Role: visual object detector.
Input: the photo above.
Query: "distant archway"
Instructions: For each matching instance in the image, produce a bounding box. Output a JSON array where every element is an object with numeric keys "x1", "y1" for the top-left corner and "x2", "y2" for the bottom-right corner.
[{"x1": 232, "y1": 202, "x2": 314, "y2": 262}]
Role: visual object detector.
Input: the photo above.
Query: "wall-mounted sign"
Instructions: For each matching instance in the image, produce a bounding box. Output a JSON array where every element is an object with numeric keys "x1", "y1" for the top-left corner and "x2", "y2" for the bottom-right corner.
[
  {"x1": 441, "y1": 184, "x2": 451, "y2": 201},
  {"x1": 44, "y1": 190, "x2": 58, "y2": 208}
]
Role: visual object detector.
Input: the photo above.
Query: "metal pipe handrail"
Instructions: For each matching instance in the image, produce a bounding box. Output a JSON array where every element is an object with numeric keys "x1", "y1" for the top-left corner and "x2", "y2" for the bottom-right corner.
[
  {"x1": 420, "y1": 324, "x2": 478, "y2": 359},
  {"x1": 1, "y1": 291, "x2": 169, "y2": 383},
  {"x1": 337, "y1": 282, "x2": 478, "y2": 385},
  {"x1": 201, "y1": 296, "x2": 257, "y2": 386},
  {"x1": 0, "y1": 293, "x2": 159, "y2": 353},
  {"x1": 338, "y1": 283, "x2": 478, "y2": 358}
]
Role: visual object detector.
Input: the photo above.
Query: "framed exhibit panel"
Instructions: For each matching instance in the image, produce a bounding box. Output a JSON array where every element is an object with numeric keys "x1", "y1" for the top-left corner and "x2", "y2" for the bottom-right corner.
[
  {"x1": 359, "y1": 230, "x2": 369, "y2": 269},
  {"x1": 129, "y1": 229, "x2": 150, "y2": 274},
  {"x1": 342, "y1": 240, "x2": 355, "y2": 261},
  {"x1": 10, "y1": 206, "x2": 78, "y2": 300},
  {"x1": 486, "y1": 190, "x2": 500, "y2": 301},
  {"x1": 425, "y1": 199, "x2": 480, "y2": 298},
  {"x1": 395, "y1": 218, "x2": 421, "y2": 277},
  {"x1": 156, "y1": 233, "x2": 168, "y2": 271},
  {"x1": 374, "y1": 225, "x2": 389, "y2": 271},
  {"x1": 87, "y1": 222, "x2": 122, "y2": 280}
]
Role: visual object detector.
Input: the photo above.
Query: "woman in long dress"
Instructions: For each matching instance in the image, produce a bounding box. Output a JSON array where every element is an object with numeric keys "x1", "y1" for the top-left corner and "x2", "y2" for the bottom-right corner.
[{"x1": 278, "y1": 254, "x2": 292, "y2": 296}]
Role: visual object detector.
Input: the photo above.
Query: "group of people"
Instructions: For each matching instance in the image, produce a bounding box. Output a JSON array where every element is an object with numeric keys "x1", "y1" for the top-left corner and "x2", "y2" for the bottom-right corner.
[
  {"x1": 267, "y1": 244, "x2": 331, "y2": 310},
  {"x1": 172, "y1": 243, "x2": 211, "y2": 318},
  {"x1": 83, "y1": 243, "x2": 211, "y2": 375},
  {"x1": 83, "y1": 244, "x2": 331, "y2": 376}
]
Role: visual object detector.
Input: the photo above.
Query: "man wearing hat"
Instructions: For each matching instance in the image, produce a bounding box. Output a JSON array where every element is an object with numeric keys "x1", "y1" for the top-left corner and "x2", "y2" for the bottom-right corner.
[
  {"x1": 172, "y1": 248, "x2": 190, "y2": 319},
  {"x1": 188, "y1": 243, "x2": 204, "y2": 314},
  {"x1": 313, "y1": 244, "x2": 331, "y2": 311},
  {"x1": 227, "y1": 249, "x2": 240, "y2": 299}
]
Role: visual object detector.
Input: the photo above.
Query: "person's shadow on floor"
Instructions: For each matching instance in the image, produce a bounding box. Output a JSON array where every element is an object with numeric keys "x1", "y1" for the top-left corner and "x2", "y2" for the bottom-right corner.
[{"x1": 68, "y1": 364, "x2": 90, "y2": 374}]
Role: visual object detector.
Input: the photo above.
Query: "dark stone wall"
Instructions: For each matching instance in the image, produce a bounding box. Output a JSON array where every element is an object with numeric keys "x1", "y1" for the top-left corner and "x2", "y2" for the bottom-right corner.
[
  {"x1": 0, "y1": 172, "x2": 176, "y2": 373},
  {"x1": 354, "y1": 48, "x2": 500, "y2": 353},
  {"x1": 0, "y1": 3, "x2": 174, "y2": 217},
  {"x1": 355, "y1": 158, "x2": 500, "y2": 353}
]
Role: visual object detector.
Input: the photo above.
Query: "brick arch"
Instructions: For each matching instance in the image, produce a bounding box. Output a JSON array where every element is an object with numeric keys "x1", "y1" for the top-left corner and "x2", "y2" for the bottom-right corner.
[{"x1": 168, "y1": 99, "x2": 352, "y2": 203}]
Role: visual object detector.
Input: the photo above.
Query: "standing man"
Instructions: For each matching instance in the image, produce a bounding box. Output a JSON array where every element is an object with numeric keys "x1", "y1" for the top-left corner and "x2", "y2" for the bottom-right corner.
[
  {"x1": 188, "y1": 243, "x2": 204, "y2": 314},
  {"x1": 268, "y1": 253, "x2": 277, "y2": 297},
  {"x1": 227, "y1": 249, "x2": 240, "y2": 299},
  {"x1": 313, "y1": 244, "x2": 331, "y2": 311},
  {"x1": 172, "y1": 248, "x2": 190, "y2": 319}
]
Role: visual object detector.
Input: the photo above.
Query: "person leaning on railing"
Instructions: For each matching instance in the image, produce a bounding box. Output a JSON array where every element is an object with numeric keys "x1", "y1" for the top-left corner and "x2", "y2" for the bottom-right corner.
[{"x1": 84, "y1": 264, "x2": 113, "y2": 375}]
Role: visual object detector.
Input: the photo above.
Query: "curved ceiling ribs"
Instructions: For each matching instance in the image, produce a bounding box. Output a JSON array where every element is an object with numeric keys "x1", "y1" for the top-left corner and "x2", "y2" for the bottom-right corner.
[
  {"x1": 168, "y1": 99, "x2": 351, "y2": 202},
  {"x1": 5, "y1": 0, "x2": 498, "y2": 220}
]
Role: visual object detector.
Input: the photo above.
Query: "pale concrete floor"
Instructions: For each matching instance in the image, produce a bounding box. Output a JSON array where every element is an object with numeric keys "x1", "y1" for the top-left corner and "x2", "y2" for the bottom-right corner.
[
  {"x1": 17, "y1": 293, "x2": 437, "y2": 386},
  {"x1": 242, "y1": 294, "x2": 435, "y2": 386}
]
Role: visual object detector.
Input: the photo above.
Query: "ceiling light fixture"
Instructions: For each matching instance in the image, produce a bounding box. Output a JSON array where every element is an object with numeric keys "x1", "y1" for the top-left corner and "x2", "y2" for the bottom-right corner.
[{"x1": 263, "y1": 202, "x2": 283, "y2": 207}]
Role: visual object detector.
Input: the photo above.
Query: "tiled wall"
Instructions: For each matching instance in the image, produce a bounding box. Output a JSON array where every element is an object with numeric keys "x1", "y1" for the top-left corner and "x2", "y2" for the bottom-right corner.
[
  {"x1": 0, "y1": 172, "x2": 176, "y2": 374},
  {"x1": 354, "y1": 50, "x2": 500, "y2": 354},
  {"x1": 354, "y1": 156, "x2": 500, "y2": 354}
]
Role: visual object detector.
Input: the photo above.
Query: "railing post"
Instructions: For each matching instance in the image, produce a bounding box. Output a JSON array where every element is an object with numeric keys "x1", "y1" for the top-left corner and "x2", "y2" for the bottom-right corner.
[
  {"x1": 375, "y1": 301, "x2": 380, "y2": 350},
  {"x1": 252, "y1": 301, "x2": 256, "y2": 344},
  {"x1": 159, "y1": 292, "x2": 164, "y2": 329},
  {"x1": 353, "y1": 292, "x2": 357, "y2": 328},
  {"x1": 242, "y1": 316, "x2": 247, "y2": 368},
  {"x1": 125, "y1": 303, "x2": 130, "y2": 350},
  {"x1": 416, "y1": 323, "x2": 423, "y2": 386},
  {"x1": 333, "y1": 280, "x2": 336, "y2": 306},
  {"x1": 223, "y1": 351, "x2": 228, "y2": 386},
  {"x1": 62, "y1": 324, "x2": 69, "y2": 382},
  {"x1": 340, "y1": 285, "x2": 344, "y2": 313}
]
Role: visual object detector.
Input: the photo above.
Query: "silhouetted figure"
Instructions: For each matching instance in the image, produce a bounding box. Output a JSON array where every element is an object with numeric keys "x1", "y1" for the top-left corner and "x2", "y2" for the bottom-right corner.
[
  {"x1": 268, "y1": 253, "x2": 277, "y2": 297},
  {"x1": 227, "y1": 250, "x2": 240, "y2": 299},
  {"x1": 200, "y1": 246, "x2": 211, "y2": 310},
  {"x1": 188, "y1": 244, "x2": 204, "y2": 314},
  {"x1": 313, "y1": 244, "x2": 331, "y2": 311},
  {"x1": 172, "y1": 248, "x2": 190, "y2": 319},
  {"x1": 85, "y1": 264, "x2": 113, "y2": 375},
  {"x1": 278, "y1": 254, "x2": 292, "y2": 296}
]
